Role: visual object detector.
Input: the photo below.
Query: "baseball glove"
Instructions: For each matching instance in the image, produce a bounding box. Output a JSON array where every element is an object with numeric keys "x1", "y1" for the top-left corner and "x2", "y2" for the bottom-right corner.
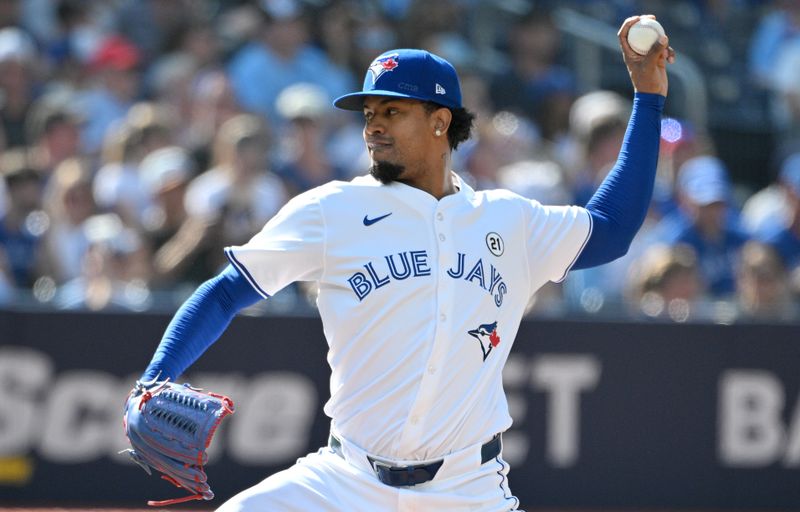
[{"x1": 121, "y1": 376, "x2": 234, "y2": 506}]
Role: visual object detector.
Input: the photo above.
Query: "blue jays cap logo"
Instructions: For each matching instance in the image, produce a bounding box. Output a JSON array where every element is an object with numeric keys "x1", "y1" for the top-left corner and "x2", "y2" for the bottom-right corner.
[
  {"x1": 468, "y1": 321, "x2": 501, "y2": 362},
  {"x1": 333, "y1": 49, "x2": 462, "y2": 111},
  {"x1": 368, "y1": 53, "x2": 399, "y2": 84}
]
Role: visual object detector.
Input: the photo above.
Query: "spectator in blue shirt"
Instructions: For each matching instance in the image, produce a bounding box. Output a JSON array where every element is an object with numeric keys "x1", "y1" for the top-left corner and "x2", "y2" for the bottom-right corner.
[
  {"x1": 664, "y1": 155, "x2": 750, "y2": 298},
  {"x1": 77, "y1": 36, "x2": 142, "y2": 155},
  {"x1": 227, "y1": 0, "x2": 354, "y2": 127}
]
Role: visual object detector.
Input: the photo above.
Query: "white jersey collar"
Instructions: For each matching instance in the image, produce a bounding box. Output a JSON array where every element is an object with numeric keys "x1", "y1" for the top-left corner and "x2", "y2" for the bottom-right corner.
[{"x1": 360, "y1": 171, "x2": 474, "y2": 204}]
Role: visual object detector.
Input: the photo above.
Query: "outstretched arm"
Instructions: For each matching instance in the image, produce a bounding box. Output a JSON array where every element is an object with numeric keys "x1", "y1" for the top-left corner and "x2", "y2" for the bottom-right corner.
[
  {"x1": 141, "y1": 264, "x2": 262, "y2": 381},
  {"x1": 573, "y1": 15, "x2": 675, "y2": 269}
]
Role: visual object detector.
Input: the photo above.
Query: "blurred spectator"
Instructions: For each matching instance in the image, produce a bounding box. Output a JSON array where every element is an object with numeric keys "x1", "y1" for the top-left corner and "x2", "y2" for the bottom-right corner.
[
  {"x1": 184, "y1": 114, "x2": 287, "y2": 263},
  {"x1": 25, "y1": 92, "x2": 83, "y2": 177},
  {"x1": 0, "y1": 0, "x2": 794, "y2": 320},
  {"x1": 562, "y1": 102, "x2": 665, "y2": 313},
  {"x1": 273, "y1": 82, "x2": 348, "y2": 196},
  {"x1": 489, "y1": 10, "x2": 576, "y2": 142},
  {"x1": 740, "y1": 148, "x2": 797, "y2": 237},
  {"x1": 314, "y1": 0, "x2": 357, "y2": 73},
  {"x1": 772, "y1": 36, "x2": 800, "y2": 137},
  {"x1": 183, "y1": 71, "x2": 245, "y2": 171},
  {"x1": 55, "y1": 212, "x2": 151, "y2": 311},
  {"x1": 420, "y1": 30, "x2": 494, "y2": 129},
  {"x1": 0, "y1": 150, "x2": 45, "y2": 288},
  {"x1": 654, "y1": 117, "x2": 716, "y2": 224},
  {"x1": 347, "y1": 8, "x2": 398, "y2": 76},
  {"x1": 496, "y1": 159, "x2": 570, "y2": 206},
  {"x1": 92, "y1": 121, "x2": 148, "y2": 227},
  {"x1": 400, "y1": 0, "x2": 468, "y2": 48},
  {"x1": 77, "y1": 35, "x2": 141, "y2": 154},
  {"x1": 758, "y1": 152, "x2": 800, "y2": 274},
  {"x1": 114, "y1": 0, "x2": 189, "y2": 62},
  {"x1": 21, "y1": 0, "x2": 58, "y2": 46},
  {"x1": 45, "y1": 0, "x2": 109, "y2": 80},
  {"x1": 741, "y1": 177, "x2": 788, "y2": 237},
  {"x1": 661, "y1": 155, "x2": 750, "y2": 298},
  {"x1": 227, "y1": 0, "x2": 354, "y2": 126},
  {"x1": 179, "y1": 21, "x2": 221, "y2": 71},
  {"x1": 139, "y1": 146, "x2": 218, "y2": 288},
  {"x1": 735, "y1": 240, "x2": 796, "y2": 321},
  {"x1": 565, "y1": 90, "x2": 629, "y2": 206},
  {"x1": 40, "y1": 157, "x2": 96, "y2": 283},
  {"x1": 215, "y1": 2, "x2": 264, "y2": 54},
  {"x1": 460, "y1": 111, "x2": 541, "y2": 191},
  {"x1": 147, "y1": 52, "x2": 196, "y2": 124},
  {"x1": 146, "y1": 21, "x2": 224, "y2": 138},
  {"x1": 0, "y1": 27, "x2": 40, "y2": 150},
  {"x1": 748, "y1": 0, "x2": 800, "y2": 89},
  {"x1": 627, "y1": 243, "x2": 704, "y2": 322},
  {"x1": 664, "y1": 0, "x2": 759, "y2": 129},
  {"x1": 126, "y1": 102, "x2": 175, "y2": 153},
  {"x1": 93, "y1": 102, "x2": 174, "y2": 227},
  {"x1": 749, "y1": 1, "x2": 800, "y2": 134}
]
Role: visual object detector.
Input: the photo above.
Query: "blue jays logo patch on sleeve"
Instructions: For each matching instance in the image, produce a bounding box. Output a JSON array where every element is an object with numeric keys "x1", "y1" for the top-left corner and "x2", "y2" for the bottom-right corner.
[
  {"x1": 468, "y1": 321, "x2": 501, "y2": 362},
  {"x1": 369, "y1": 53, "x2": 399, "y2": 84}
]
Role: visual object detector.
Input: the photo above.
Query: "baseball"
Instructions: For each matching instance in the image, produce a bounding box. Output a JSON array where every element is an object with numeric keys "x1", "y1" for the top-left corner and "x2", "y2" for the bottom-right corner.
[{"x1": 627, "y1": 17, "x2": 665, "y2": 55}]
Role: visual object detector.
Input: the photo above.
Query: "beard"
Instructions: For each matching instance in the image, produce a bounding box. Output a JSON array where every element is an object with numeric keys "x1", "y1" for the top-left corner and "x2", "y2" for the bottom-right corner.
[{"x1": 369, "y1": 161, "x2": 405, "y2": 184}]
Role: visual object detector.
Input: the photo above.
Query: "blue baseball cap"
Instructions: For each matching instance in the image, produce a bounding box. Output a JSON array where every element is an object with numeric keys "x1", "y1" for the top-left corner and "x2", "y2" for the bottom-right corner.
[
  {"x1": 333, "y1": 49, "x2": 462, "y2": 111},
  {"x1": 677, "y1": 155, "x2": 730, "y2": 206}
]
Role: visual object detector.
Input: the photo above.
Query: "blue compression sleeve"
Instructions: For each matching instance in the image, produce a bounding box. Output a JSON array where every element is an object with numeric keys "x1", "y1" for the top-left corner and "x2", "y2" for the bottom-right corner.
[
  {"x1": 142, "y1": 264, "x2": 262, "y2": 381},
  {"x1": 573, "y1": 92, "x2": 664, "y2": 269}
]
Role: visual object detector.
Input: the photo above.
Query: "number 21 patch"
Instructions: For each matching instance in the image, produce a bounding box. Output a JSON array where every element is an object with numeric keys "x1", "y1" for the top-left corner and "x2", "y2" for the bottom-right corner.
[{"x1": 485, "y1": 232, "x2": 504, "y2": 257}]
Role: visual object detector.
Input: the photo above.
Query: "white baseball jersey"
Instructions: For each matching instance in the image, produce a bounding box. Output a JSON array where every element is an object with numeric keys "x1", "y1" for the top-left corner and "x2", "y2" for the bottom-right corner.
[{"x1": 225, "y1": 172, "x2": 591, "y2": 462}]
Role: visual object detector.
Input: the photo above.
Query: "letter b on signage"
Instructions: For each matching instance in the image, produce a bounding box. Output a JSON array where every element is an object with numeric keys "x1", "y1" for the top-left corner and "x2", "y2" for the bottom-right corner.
[{"x1": 719, "y1": 370, "x2": 800, "y2": 467}]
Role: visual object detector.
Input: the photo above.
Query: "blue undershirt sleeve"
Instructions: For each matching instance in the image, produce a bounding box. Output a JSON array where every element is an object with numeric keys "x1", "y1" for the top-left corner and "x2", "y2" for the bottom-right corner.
[
  {"x1": 573, "y1": 92, "x2": 665, "y2": 269},
  {"x1": 141, "y1": 264, "x2": 262, "y2": 381}
]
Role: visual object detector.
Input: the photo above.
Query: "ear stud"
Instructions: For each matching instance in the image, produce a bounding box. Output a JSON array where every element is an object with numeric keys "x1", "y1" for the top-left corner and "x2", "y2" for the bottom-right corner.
[{"x1": 435, "y1": 129, "x2": 442, "y2": 137}]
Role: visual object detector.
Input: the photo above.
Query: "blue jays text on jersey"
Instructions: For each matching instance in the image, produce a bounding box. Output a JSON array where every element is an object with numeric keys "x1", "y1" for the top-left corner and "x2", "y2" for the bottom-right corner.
[{"x1": 347, "y1": 251, "x2": 507, "y2": 306}]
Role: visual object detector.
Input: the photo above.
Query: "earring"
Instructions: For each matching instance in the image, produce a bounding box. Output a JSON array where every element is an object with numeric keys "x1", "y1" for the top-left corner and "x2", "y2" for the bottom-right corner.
[{"x1": 435, "y1": 129, "x2": 442, "y2": 137}]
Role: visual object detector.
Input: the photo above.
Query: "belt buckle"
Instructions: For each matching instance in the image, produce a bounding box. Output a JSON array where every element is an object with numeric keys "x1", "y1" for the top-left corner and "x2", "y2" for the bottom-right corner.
[
  {"x1": 369, "y1": 457, "x2": 416, "y2": 487},
  {"x1": 369, "y1": 457, "x2": 394, "y2": 474}
]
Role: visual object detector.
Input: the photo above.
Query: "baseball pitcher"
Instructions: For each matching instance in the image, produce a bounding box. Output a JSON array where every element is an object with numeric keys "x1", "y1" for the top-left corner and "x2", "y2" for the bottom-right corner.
[{"x1": 122, "y1": 15, "x2": 674, "y2": 511}]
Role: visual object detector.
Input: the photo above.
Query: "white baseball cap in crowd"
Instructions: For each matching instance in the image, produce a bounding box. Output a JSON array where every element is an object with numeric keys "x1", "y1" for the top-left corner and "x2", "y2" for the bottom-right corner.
[
  {"x1": 83, "y1": 213, "x2": 141, "y2": 254},
  {"x1": 569, "y1": 90, "x2": 629, "y2": 141},
  {"x1": 0, "y1": 27, "x2": 36, "y2": 63},
  {"x1": 140, "y1": 146, "x2": 193, "y2": 195},
  {"x1": 276, "y1": 82, "x2": 329, "y2": 121},
  {"x1": 677, "y1": 155, "x2": 730, "y2": 206}
]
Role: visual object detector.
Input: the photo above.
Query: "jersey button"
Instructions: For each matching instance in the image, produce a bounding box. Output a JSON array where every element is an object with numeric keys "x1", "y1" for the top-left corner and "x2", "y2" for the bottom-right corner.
[
  {"x1": 428, "y1": 366, "x2": 436, "y2": 374},
  {"x1": 438, "y1": 233, "x2": 445, "y2": 241},
  {"x1": 410, "y1": 416, "x2": 419, "y2": 425},
  {"x1": 440, "y1": 313, "x2": 447, "y2": 322},
  {"x1": 436, "y1": 212, "x2": 444, "y2": 221}
]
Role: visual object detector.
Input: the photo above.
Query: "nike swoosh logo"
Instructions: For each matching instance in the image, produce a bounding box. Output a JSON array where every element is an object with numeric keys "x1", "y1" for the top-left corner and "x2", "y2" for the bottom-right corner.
[{"x1": 363, "y1": 213, "x2": 392, "y2": 226}]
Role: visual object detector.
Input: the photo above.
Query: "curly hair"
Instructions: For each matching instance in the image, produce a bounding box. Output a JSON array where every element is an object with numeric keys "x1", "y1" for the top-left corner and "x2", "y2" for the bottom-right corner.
[{"x1": 422, "y1": 101, "x2": 476, "y2": 151}]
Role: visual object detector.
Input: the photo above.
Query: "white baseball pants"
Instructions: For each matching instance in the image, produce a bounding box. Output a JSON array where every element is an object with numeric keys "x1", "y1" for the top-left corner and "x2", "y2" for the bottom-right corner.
[{"x1": 216, "y1": 433, "x2": 521, "y2": 511}]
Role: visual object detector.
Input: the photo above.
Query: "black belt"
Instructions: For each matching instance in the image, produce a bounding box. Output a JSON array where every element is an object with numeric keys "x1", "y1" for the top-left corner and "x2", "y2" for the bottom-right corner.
[{"x1": 328, "y1": 433, "x2": 502, "y2": 487}]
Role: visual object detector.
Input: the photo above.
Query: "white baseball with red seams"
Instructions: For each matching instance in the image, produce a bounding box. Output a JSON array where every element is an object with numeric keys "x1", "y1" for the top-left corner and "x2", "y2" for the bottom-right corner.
[{"x1": 627, "y1": 18, "x2": 665, "y2": 55}]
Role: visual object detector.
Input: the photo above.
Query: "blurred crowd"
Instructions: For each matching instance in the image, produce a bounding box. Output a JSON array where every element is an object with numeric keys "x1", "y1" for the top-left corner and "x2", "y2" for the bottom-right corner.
[{"x1": 2, "y1": 0, "x2": 800, "y2": 323}]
